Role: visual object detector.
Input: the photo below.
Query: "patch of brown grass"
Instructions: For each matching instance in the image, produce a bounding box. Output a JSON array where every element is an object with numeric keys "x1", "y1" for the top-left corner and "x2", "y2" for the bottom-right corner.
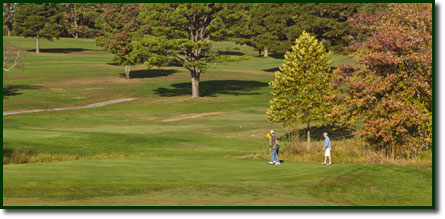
[
  {"x1": 162, "y1": 112, "x2": 223, "y2": 122},
  {"x1": 3, "y1": 149, "x2": 152, "y2": 165},
  {"x1": 235, "y1": 137, "x2": 432, "y2": 168}
]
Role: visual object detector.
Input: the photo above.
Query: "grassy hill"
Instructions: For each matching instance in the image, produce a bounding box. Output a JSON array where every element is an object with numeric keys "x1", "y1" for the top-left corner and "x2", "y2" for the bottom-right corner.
[{"x1": 2, "y1": 37, "x2": 432, "y2": 206}]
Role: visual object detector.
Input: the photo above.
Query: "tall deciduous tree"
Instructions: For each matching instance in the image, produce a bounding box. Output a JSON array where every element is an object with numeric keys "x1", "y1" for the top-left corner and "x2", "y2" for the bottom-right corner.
[
  {"x1": 329, "y1": 3, "x2": 432, "y2": 159},
  {"x1": 3, "y1": 3, "x2": 15, "y2": 37},
  {"x1": 61, "y1": 3, "x2": 101, "y2": 38},
  {"x1": 96, "y1": 3, "x2": 143, "y2": 80},
  {"x1": 138, "y1": 3, "x2": 242, "y2": 98},
  {"x1": 13, "y1": 3, "x2": 63, "y2": 53},
  {"x1": 267, "y1": 31, "x2": 332, "y2": 148}
]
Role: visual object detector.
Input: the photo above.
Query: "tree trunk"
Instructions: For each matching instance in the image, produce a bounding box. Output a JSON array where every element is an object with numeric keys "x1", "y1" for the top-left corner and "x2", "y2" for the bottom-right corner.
[
  {"x1": 391, "y1": 144, "x2": 395, "y2": 160},
  {"x1": 74, "y1": 4, "x2": 79, "y2": 39},
  {"x1": 264, "y1": 48, "x2": 268, "y2": 57},
  {"x1": 306, "y1": 122, "x2": 311, "y2": 151},
  {"x1": 258, "y1": 50, "x2": 262, "y2": 56},
  {"x1": 7, "y1": 29, "x2": 11, "y2": 37},
  {"x1": 292, "y1": 127, "x2": 299, "y2": 142},
  {"x1": 124, "y1": 65, "x2": 131, "y2": 80},
  {"x1": 36, "y1": 36, "x2": 40, "y2": 54},
  {"x1": 191, "y1": 68, "x2": 200, "y2": 98},
  {"x1": 290, "y1": 127, "x2": 298, "y2": 148},
  {"x1": 73, "y1": 18, "x2": 78, "y2": 38}
]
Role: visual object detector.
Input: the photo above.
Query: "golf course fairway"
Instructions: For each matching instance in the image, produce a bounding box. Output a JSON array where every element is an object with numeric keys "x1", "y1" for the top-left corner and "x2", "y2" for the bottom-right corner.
[{"x1": 2, "y1": 37, "x2": 432, "y2": 206}]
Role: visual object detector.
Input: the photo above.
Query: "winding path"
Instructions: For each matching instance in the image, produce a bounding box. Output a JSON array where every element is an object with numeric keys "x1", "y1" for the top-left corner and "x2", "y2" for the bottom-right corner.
[{"x1": 3, "y1": 98, "x2": 136, "y2": 116}]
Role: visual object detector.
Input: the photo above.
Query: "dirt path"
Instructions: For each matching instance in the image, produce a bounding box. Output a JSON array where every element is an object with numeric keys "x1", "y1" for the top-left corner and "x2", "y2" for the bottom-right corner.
[{"x1": 3, "y1": 98, "x2": 136, "y2": 116}]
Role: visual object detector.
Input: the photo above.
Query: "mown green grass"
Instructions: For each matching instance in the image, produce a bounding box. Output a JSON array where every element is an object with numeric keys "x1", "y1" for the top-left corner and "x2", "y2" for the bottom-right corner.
[
  {"x1": 309, "y1": 164, "x2": 432, "y2": 206},
  {"x1": 4, "y1": 158, "x2": 432, "y2": 206},
  {"x1": 2, "y1": 37, "x2": 432, "y2": 206}
]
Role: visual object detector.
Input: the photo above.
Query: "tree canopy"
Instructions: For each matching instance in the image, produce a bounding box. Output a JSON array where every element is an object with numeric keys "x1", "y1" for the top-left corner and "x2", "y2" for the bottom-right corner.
[
  {"x1": 61, "y1": 3, "x2": 101, "y2": 38},
  {"x1": 328, "y1": 3, "x2": 432, "y2": 159},
  {"x1": 13, "y1": 3, "x2": 63, "y2": 53},
  {"x1": 96, "y1": 3, "x2": 143, "y2": 80},
  {"x1": 231, "y1": 4, "x2": 299, "y2": 57},
  {"x1": 138, "y1": 3, "x2": 243, "y2": 97},
  {"x1": 267, "y1": 31, "x2": 332, "y2": 147}
]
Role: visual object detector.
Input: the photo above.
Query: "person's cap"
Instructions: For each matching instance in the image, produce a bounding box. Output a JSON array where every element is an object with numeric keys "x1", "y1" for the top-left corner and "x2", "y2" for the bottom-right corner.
[
  {"x1": 323, "y1": 132, "x2": 328, "y2": 136},
  {"x1": 270, "y1": 130, "x2": 274, "y2": 134}
]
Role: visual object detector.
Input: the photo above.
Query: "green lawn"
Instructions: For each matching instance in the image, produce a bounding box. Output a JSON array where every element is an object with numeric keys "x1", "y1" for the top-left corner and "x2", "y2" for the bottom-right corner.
[{"x1": 2, "y1": 37, "x2": 432, "y2": 206}]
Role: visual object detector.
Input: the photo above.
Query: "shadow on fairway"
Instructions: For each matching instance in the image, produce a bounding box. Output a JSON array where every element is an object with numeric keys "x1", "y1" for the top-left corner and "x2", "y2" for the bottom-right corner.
[
  {"x1": 217, "y1": 51, "x2": 245, "y2": 56},
  {"x1": 269, "y1": 52, "x2": 285, "y2": 59},
  {"x1": 263, "y1": 67, "x2": 280, "y2": 72},
  {"x1": 280, "y1": 124, "x2": 355, "y2": 142},
  {"x1": 26, "y1": 48, "x2": 99, "y2": 53},
  {"x1": 120, "y1": 69, "x2": 179, "y2": 79},
  {"x1": 3, "y1": 85, "x2": 41, "y2": 99},
  {"x1": 155, "y1": 80, "x2": 268, "y2": 97},
  {"x1": 109, "y1": 60, "x2": 183, "y2": 67},
  {"x1": 263, "y1": 66, "x2": 337, "y2": 73}
]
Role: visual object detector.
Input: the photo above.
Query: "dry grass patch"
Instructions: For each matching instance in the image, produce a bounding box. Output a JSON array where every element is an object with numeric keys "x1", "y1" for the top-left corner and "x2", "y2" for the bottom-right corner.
[
  {"x1": 42, "y1": 75, "x2": 143, "y2": 89},
  {"x1": 3, "y1": 150, "x2": 153, "y2": 165},
  {"x1": 162, "y1": 112, "x2": 223, "y2": 122}
]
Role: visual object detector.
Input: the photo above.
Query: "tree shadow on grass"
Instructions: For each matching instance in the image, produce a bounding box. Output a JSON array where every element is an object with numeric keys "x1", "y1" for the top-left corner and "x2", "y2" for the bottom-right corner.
[
  {"x1": 109, "y1": 58, "x2": 183, "y2": 67},
  {"x1": 279, "y1": 124, "x2": 355, "y2": 142},
  {"x1": 217, "y1": 51, "x2": 245, "y2": 56},
  {"x1": 264, "y1": 66, "x2": 337, "y2": 73},
  {"x1": 155, "y1": 80, "x2": 268, "y2": 97},
  {"x1": 26, "y1": 48, "x2": 100, "y2": 53},
  {"x1": 107, "y1": 62, "x2": 120, "y2": 66},
  {"x1": 119, "y1": 69, "x2": 179, "y2": 79},
  {"x1": 3, "y1": 85, "x2": 41, "y2": 99},
  {"x1": 263, "y1": 67, "x2": 280, "y2": 72},
  {"x1": 269, "y1": 52, "x2": 285, "y2": 59}
]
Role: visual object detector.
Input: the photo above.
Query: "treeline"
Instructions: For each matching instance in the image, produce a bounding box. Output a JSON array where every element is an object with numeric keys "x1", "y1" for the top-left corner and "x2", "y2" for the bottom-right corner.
[
  {"x1": 3, "y1": 3, "x2": 384, "y2": 97},
  {"x1": 3, "y1": 3, "x2": 102, "y2": 39},
  {"x1": 4, "y1": 3, "x2": 384, "y2": 54}
]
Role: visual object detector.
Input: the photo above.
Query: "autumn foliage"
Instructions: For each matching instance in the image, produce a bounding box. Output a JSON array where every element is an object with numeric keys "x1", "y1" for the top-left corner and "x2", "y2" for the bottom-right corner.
[
  {"x1": 328, "y1": 3, "x2": 432, "y2": 158},
  {"x1": 96, "y1": 3, "x2": 143, "y2": 79}
]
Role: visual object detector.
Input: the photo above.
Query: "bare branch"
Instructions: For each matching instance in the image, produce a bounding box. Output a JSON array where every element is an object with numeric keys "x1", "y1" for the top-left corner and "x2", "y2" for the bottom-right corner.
[
  {"x1": 3, "y1": 51, "x2": 20, "y2": 72},
  {"x1": 3, "y1": 41, "x2": 23, "y2": 72}
]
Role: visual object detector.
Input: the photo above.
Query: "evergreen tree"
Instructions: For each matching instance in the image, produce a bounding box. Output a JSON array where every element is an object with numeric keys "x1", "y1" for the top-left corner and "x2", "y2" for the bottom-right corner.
[
  {"x1": 138, "y1": 3, "x2": 243, "y2": 98},
  {"x1": 13, "y1": 3, "x2": 63, "y2": 53},
  {"x1": 296, "y1": 3, "x2": 364, "y2": 54},
  {"x1": 267, "y1": 31, "x2": 332, "y2": 148},
  {"x1": 233, "y1": 4, "x2": 300, "y2": 57}
]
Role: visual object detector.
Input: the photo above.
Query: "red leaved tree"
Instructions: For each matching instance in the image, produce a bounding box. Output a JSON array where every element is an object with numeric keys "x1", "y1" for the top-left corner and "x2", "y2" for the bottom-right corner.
[
  {"x1": 328, "y1": 3, "x2": 432, "y2": 159},
  {"x1": 96, "y1": 3, "x2": 143, "y2": 80}
]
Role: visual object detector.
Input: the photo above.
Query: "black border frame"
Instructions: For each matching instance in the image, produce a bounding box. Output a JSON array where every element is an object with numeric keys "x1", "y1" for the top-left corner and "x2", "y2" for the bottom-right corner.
[{"x1": 1, "y1": 0, "x2": 436, "y2": 210}]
